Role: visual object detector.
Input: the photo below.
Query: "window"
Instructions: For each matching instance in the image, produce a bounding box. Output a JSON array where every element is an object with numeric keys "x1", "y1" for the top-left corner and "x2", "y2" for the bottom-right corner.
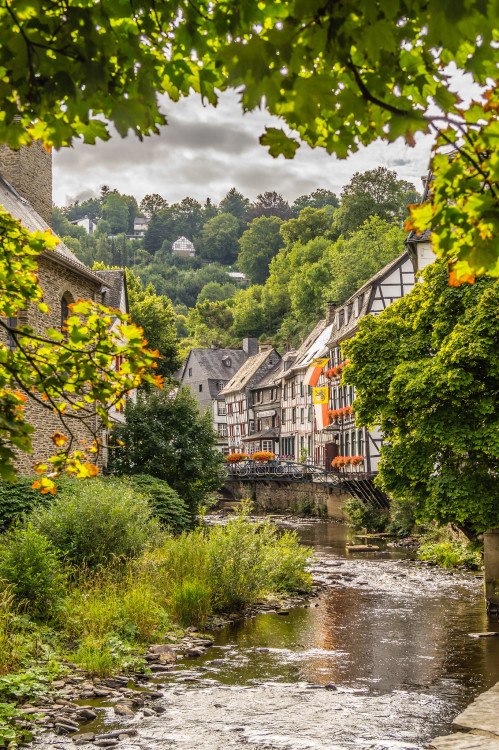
[
  {"x1": 300, "y1": 436, "x2": 304, "y2": 451},
  {"x1": 308, "y1": 405, "x2": 312, "y2": 422},
  {"x1": 217, "y1": 401, "x2": 226, "y2": 416},
  {"x1": 6, "y1": 316, "x2": 17, "y2": 350},
  {"x1": 223, "y1": 357, "x2": 232, "y2": 367},
  {"x1": 199, "y1": 384, "x2": 203, "y2": 392},
  {"x1": 300, "y1": 381, "x2": 304, "y2": 397},
  {"x1": 239, "y1": 400, "x2": 244, "y2": 413},
  {"x1": 358, "y1": 429, "x2": 363, "y2": 455},
  {"x1": 345, "y1": 432, "x2": 350, "y2": 456},
  {"x1": 292, "y1": 407, "x2": 296, "y2": 422},
  {"x1": 308, "y1": 385, "x2": 313, "y2": 397},
  {"x1": 227, "y1": 402, "x2": 233, "y2": 416},
  {"x1": 272, "y1": 414, "x2": 279, "y2": 428},
  {"x1": 300, "y1": 408, "x2": 304, "y2": 424},
  {"x1": 351, "y1": 430, "x2": 356, "y2": 456},
  {"x1": 188, "y1": 367, "x2": 192, "y2": 377},
  {"x1": 229, "y1": 424, "x2": 234, "y2": 437},
  {"x1": 349, "y1": 385, "x2": 354, "y2": 403},
  {"x1": 283, "y1": 384, "x2": 287, "y2": 400},
  {"x1": 257, "y1": 419, "x2": 261, "y2": 431},
  {"x1": 241, "y1": 423, "x2": 246, "y2": 436},
  {"x1": 262, "y1": 440, "x2": 273, "y2": 452},
  {"x1": 61, "y1": 292, "x2": 74, "y2": 337},
  {"x1": 218, "y1": 381, "x2": 225, "y2": 392},
  {"x1": 218, "y1": 423, "x2": 228, "y2": 437},
  {"x1": 281, "y1": 409, "x2": 286, "y2": 425},
  {"x1": 249, "y1": 420, "x2": 255, "y2": 433},
  {"x1": 291, "y1": 382, "x2": 295, "y2": 399},
  {"x1": 340, "y1": 433, "x2": 344, "y2": 455},
  {"x1": 307, "y1": 436, "x2": 311, "y2": 456},
  {"x1": 332, "y1": 389, "x2": 337, "y2": 410}
]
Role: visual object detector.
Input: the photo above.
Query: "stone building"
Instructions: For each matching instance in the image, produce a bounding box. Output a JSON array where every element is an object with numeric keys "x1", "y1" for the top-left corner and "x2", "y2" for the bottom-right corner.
[
  {"x1": 0, "y1": 143, "x2": 128, "y2": 474},
  {"x1": 178, "y1": 339, "x2": 257, "y2": 452}
]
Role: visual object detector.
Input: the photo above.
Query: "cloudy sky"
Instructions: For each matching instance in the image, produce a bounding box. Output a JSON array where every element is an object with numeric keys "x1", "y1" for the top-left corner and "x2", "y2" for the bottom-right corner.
[{"x1": 53, "y1": 90, "x2": 434, "y2": 208}]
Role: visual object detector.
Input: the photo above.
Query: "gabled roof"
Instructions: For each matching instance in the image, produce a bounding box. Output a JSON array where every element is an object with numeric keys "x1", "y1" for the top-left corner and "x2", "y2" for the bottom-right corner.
[
  {"x1": 0, "y1": 175, "x2": 105, "y2": 286},
  {"x1": 181, "y1": 348, "x2": 248, "y2": 382},
  {"x1": 327, "y1": 252, "x2": 411, "y2": 345},
  {"x1": 221, "y1": 348, "x2": 280, "y2": 395},
  {"x1": 290, "y1": 318, "x2": 334, "y2": 373}
]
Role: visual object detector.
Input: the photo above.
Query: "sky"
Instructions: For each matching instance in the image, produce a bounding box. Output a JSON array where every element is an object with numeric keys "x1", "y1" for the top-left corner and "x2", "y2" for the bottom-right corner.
[{"x1": 53, "y1": 89, "x2": 434, "y2": 209}]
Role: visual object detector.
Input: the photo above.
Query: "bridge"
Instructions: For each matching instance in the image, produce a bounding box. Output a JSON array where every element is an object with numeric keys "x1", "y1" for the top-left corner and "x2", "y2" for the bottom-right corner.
[{"x1": 225, "y1": 460, "x2": 389, "y2": 509}]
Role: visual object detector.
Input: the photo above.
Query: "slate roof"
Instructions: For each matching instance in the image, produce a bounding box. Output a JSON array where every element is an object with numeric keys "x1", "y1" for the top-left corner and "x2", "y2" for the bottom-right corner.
[
  {"x1": 221, "y1": 348, "x2": 280, "y2": 395},
  {"x1": 182, "y1": 348, "x2": 248, "y2": 383},
  {"x1": 290, "y1": 318, "x2": 335, "y2": 372},
  {"x1": 94, "y1": 269, "x2": 129, "y2": 313},
  {"x1": 0, "y1": 174, "x2": 103, "y2": 283},
  {"x1": 242, "y1": 427, "x2": 279, "y2": 442}
]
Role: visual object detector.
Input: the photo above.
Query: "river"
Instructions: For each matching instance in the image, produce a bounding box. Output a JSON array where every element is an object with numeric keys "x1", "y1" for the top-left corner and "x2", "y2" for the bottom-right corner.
[{"x1": 37, "y1": 520, "x2": 499, "y2": 750}]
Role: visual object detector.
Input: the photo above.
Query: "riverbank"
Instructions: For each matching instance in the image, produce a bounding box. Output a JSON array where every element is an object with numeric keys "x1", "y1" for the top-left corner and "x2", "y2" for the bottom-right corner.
[
  {"x1": 9, "y1": 518, "x2": 499, "y2": 750},
  {"x1": 430, "y1": 679, "x2": 499, "y2": 750}
]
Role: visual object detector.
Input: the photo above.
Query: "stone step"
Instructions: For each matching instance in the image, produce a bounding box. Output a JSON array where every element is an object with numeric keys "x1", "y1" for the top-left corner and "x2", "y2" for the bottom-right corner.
[
  {"x1": 453, "y1": 682, "x2": 499, "y2": 737},
  {"x1": 430, "y1": 733, "x2": 499, "y2": 750}
]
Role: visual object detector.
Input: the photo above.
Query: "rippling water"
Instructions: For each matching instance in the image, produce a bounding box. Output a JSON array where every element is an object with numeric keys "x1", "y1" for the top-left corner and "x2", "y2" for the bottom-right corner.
[{"x1": 35, "y1": 520, "x2": 499, "y2": 750}]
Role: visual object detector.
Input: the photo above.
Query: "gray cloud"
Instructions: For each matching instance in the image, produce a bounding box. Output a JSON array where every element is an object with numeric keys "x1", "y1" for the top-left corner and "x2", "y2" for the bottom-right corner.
[{"x1": 53, "y1": 91, "x2": 433, "y2": 207}]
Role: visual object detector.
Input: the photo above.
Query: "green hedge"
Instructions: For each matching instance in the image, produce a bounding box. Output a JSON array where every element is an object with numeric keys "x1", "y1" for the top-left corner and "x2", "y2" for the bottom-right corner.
[
  {"x1": 0, "y1": 476, "x2": 47, "y2": 532},
  {"x1": 129, "y1": 475, "x2": 192, "y2": 533}
]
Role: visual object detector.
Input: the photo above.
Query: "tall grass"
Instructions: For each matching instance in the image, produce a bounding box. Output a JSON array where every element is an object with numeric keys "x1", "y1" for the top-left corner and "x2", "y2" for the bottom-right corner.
[{"x1": 0, "y1": 589, "x2": 20, "y2": 676}]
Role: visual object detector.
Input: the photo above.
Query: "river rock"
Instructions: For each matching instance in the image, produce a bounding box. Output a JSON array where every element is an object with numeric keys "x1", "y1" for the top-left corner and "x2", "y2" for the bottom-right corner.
[
  {"x1": 74, "y1": 734, "x2": 95, "y2": 744},
  {"x1": 94, "y1": 741, "x2": 119, "y2": 748},
  {"x1": 430, "y1": 734, "x2": 499, "y2": 750},
  {"x1": 147, "y1": 644, "x2": 176, "y2": 663},
  {"x1": 114, "y1": 704, "x2": 134, "y2": 716},
  {"x1": 185, "y1": 647, "x2": 206, "y2": 658},
  {"x1": 77, "y1": 709, "x2": 97, "y2": 721},
  {"x1": 142, "y1": 708, "x2": 156, "y2": 717}
]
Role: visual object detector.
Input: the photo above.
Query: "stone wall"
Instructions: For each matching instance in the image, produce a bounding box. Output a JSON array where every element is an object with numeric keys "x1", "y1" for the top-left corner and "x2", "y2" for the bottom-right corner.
[
  {"x1": 0, "y1": 253, "x2": 104, "y2": 475},
  {"x1": 225, "y1": 479, "x2": 350, "y2": 521},
  {"x1": 0, "y1": 142, "x2": 53, "y2": 227}
]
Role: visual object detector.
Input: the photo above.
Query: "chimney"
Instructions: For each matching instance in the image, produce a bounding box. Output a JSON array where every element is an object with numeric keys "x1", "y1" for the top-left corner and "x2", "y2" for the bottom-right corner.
[
  {"x1": 211, "y1": 340, "x2": 219, "y2": 350},
  {"x1": 0, "y1": 142, "x2": 53, "y2": 227},
  {"x1": 326, "y1": 300, "x2": 338, "y2": 325},
  {"x1": 242, "y1": 337, "x2": 258, "y2": 357}
]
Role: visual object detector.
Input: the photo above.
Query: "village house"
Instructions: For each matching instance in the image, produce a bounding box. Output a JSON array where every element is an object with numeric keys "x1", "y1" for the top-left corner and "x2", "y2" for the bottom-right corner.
[
  {"x1": 0, "y1": 142, "x2": 128, "y2": 473},
  {"x1": 221, "y1": 346, "x2": 281, "y2": 454},
  {"x1": 177, "y1": 340, "x2": 256, "y2": 452},
  {"x1": 243, "y1": 371, "x2": 282, "y2": 455},
  {"x1": 172, "y1": 236, "x2": 196, "y2": 258}
]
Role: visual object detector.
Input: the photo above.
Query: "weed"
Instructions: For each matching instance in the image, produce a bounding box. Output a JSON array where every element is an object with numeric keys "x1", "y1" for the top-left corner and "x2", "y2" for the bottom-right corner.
[
  {"x1": 169, "y1": 579, "x2": 211, "y2": 629},
  {"x1": 418, "y1": 540, "x2": 482, "y2": 570},
  {"x1": 343, "y1": 497, "x2": 389, "y2": 533}
]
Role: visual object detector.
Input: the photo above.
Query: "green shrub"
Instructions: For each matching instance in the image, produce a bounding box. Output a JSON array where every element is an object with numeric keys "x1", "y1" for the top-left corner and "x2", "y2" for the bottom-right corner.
[
  {"x1": 29, "y1": 478, "x2": 163, "y2": 566},
  {"x1": 0, "y1": 525, "x2": 67, "y2": 618},
  {"x1": 298, "y1": 497, "x2": 315, "y2": 516},
  {"x1": 388, "y1": 497, "x2": 416, "y2": 537},
  {"x1": 343, "y1": 496, "x2": 389, "y2": 533},
  {"x1": 0, "y1": 477, "x2": 47, "y2": 532},
  {"x1": 418, "y1": 540, "x2": 482, "y2": 570},
  {"x1": 129, "y1": 475, "x2": 191, "y2": 533},
  {"x1": 169, "y1": 579, "x2": 211, "y2": 629},
  {"x1": 266, "y1": 531, "x2": 312, "y2": 592}
]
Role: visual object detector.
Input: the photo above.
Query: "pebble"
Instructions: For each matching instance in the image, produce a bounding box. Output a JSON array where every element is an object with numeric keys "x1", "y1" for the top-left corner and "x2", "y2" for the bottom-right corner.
[{"x1": 114, "y1": 704, "x2": 134, "y2": 717}]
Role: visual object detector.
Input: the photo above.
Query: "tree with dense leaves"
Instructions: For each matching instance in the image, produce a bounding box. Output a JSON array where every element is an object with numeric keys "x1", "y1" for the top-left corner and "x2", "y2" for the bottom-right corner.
[
  {"x1": 292, "y1": 189, "x2": 339, "y2": 217},
  {"x1": 140, "y1": 194, "x2": 168, "y2": 218},
  {"x1": 1, "y1": 0, "x2": 498, "y2": 278},
  {"x1": 249, "y1": 192, "x2": 292, "y2": 222},
  {"x1": 237, "y1": 216, "x2": 284, "y2": 285},
  {"x1": 219, "y1": 188, "x2": 250, "y2": 233},
  {"x1": 333, "y1": 168, "x2": 419, "y2": 237},
  {"x1": 126, "y1": 270, "x2": 181, "y2": 380},
  {"x1": 280, "y1": 208, "x2": 332, "y2": 247},
  {"x1": 109, "y1": 384, "x2": 225, "y2": 518},
  {"x1": 196, "y1": 281, "x2": 237, "y2": 304},
  {"x1": 343, "y1": 260, "x2": 499, "y2": 538},
  {"x1": 63, "y1": 197, "x2": 102, "y2": 223},
  {"x1": 200, "y1": 213, "x2": 240, "y2": 264}
]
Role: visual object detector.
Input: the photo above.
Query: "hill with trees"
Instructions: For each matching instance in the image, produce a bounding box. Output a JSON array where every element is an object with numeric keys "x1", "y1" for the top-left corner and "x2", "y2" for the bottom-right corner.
[{"x1": 54, "y1": 168, "x2": 418, "y2": 355}]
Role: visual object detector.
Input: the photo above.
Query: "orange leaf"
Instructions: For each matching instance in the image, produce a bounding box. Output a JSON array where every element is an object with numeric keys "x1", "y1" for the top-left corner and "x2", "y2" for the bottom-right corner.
[{"x1": 51, "y1": 431, "x2": 68, "y2": 447}]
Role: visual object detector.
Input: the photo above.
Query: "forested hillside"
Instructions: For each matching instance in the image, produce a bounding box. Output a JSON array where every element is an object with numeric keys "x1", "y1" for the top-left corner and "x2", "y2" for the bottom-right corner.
[{"x1": 54, "y1": 167, "x2": 419, "y2": 354}]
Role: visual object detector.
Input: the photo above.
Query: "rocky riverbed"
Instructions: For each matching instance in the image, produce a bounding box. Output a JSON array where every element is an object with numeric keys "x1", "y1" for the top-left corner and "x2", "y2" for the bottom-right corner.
[{"x1": 14, "y1": 520, "x2": 499, "y2": 750}]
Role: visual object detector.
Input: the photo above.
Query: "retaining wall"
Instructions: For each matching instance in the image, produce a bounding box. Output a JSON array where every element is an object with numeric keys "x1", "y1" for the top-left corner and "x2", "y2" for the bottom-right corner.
[{"x1": 224, "y1": 480, "x2": 350, "y2": 521}]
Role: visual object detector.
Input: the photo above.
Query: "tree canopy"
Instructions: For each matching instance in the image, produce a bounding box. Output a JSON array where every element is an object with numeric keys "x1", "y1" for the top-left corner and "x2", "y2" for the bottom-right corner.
[
  {"x1": 237, "y1": 216, "x2": 284, "y2": 285},
  {"x1": 108, "y1": 384, "x2": 225, "y2": 517},
  {"x1": 343, "y1": 260, "x2": 499, "y2": 538}
]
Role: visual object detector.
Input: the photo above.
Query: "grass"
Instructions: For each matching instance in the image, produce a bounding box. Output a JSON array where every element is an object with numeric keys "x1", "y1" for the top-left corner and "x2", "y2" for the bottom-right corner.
[{"x1": 418, "y1": 539, "x2": 483, "y2": 570}]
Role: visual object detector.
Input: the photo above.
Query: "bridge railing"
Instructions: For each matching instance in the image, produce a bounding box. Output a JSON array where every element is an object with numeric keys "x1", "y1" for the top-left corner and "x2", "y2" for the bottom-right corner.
[{"x1": 225, "y1": 460, "x2": 342, "y2": 486}]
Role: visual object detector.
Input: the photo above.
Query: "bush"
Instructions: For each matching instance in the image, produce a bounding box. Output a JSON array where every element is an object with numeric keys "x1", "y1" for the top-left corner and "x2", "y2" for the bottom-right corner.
[
  {"x1": 29, "y1": 478, "x2": 163, "y2": 566},
  {"x1": 343, "y1": 497, "x2": 389, "y2": 533},
  {"x1": 0, "y1": 525, "x2": 67, "y2": 618},
  {"x1": 0, "y1": 477, "x2": 46, "y2": 532},
  {"x1": 418, "y1": 540, "x2": 482, "y2": 570},
  {"x1": 129, "y1": 475, "x2": 191, "y2": 533},
  {"x1": 388, "y1": 497, "x2": 416, "y2": 537}
]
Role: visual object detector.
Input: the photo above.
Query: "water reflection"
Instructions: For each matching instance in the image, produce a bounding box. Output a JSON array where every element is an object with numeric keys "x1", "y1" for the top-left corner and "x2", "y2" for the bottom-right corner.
[{"x1": 177, "y1": 521, "x2": 499, "y2": 713}]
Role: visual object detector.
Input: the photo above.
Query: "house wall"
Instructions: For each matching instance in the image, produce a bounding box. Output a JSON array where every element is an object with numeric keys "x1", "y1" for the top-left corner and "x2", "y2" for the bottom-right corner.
[
  {"x1": 0, "y1": 142, "x2": 53, "y2": 227},
  {"x1": 1, "y1": 254, "x2": 104, "y2": 475}
]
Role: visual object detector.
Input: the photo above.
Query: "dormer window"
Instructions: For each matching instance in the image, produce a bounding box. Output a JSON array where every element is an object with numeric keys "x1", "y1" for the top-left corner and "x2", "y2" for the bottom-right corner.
[{"x1": 223, "y1": 357, "x2": 231, "y2": 367}]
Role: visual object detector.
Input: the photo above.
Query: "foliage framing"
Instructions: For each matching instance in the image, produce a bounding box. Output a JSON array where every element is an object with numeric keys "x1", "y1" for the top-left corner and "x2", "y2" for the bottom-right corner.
[
  {"x1": 0, "y1": 1, "x2": 498, "y2": 278},
  {"x1": 0, "y1": 212, "x2": 161, "y2": 489},
  {"x1": 343, "y1": 261, "x2": 499, "y2": 537}
]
